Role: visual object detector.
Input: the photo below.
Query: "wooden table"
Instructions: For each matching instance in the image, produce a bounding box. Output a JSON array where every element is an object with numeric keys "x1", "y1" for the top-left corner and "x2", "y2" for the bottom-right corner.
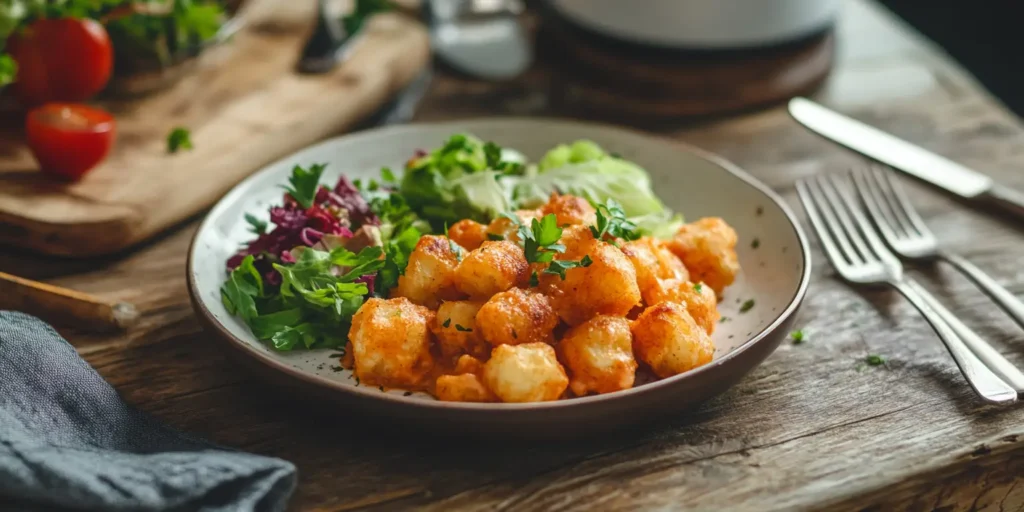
[{"x1": 6, "y1": 1, "x2": 1024, "y2": 510}]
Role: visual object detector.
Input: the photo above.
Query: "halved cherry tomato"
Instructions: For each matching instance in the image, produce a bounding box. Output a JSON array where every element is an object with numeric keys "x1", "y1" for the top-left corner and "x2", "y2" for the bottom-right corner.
[
  {"x1": 7, "y1": 18, "x2": 113, "y2": 105},
  {"x1": 26, "y1": 103, "x2": 116, "y2": 181}
]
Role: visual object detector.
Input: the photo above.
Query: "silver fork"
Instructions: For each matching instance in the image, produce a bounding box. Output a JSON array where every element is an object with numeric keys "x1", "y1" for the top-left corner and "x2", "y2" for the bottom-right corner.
[
  {"x1": 851, "y1": 166, "x2": 1024, "y2": 391},
  {"x1": 796, "y1": 174, "x2": 1016, "y2": 404},
  {"x1": 852, "y1": 166, "x2": 1024, "y2": 330}
]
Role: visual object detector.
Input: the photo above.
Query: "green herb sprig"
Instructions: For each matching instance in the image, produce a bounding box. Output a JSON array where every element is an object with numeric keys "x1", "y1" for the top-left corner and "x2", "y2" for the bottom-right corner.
[{"x1": 282, "y1": 163, "x2": 326, "y2": 209}]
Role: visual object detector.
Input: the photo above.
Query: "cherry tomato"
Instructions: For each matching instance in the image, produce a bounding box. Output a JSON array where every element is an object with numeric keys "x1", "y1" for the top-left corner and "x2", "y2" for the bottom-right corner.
[
  {"x1": 7, "y1": 18, "x2": 113, "y2": 105},
  {"x1": 26, "y1": 103, "x2": 116, "y2": 181}
]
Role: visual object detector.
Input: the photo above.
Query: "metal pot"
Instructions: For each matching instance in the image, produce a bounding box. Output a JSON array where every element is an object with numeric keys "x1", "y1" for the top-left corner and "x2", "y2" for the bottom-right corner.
[{"x1": 547, "y1": 0, "x2": 841, "y2": 49}]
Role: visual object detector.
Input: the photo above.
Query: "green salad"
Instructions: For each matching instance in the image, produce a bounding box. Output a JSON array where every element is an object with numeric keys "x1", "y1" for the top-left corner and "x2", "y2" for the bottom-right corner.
[{"x1": 221, "y1": 134, "x2": 682, "y2": 351}]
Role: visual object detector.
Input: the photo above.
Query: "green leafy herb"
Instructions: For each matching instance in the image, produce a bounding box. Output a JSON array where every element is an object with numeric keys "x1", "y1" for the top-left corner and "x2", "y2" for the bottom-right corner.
[
  {"x1": 791, "y1": 330, "x2": 805, "y2": 344},
  {"x1": 282, "y1": 163, "x2": 326, "y2": 209},
  {"x1": 342, "y1": 0, "x2": 393, "y2": 36},
  {"x1": 443, "y1": 222, "x2": 462, "y2": 261},
  {"x1": 528, "y1": 271, "x2": 539, "y2": 288},
  {"x1": 518, "y1": 214, "x2": 566, "y2": 264},
  {"x1": 442, "y1": 318, "x2": 451, "y2": 328},
  {"x1": 590, "y1": 199, "x2": 641, "y2": 244},
  {"x1": 865, "y1": 354, "x2": 886, "y2": 366},
  {"x1": 751, "y1": 238, "x2": 761, "y2": 249},
  {"x1": 455, "y1": 324, "x2": 473, "y2": 332},
  {"x1": 167, "y1": 126, "x2": 193, "y2": 153},
  {"x1": 244, "y1": 213, "x2": 267, "y2": 235},
  {"x1": 487, "y1": 233, "x2": 504, "y2": 241},
  {"x1": 483, "y1": 140, "x2": 524, "y2": 175},
  {"x1": 719, "y1": 316, "x2": 730, "y2": 323},
  {"x1": 220, "y1": 255, "x2": 263, "y2": 322},
  {"x1": 380, "y1": 167, "x2": 396, "y2": 183},
  {"x1": 693, "y1": 283, "x2": 703, "y2": 293},
  {"x1": 0, "y1": 54, "x2": 16, "y2": 87},
  {"x1": 378, "y1": 225, "x2": 421, "y2": 295},
  {"x1": 739, "y1": 299, "x2": 755, "y2": 313},
  {"x1": 543, "y1": 254, "x2": 593, "y2": 280}
]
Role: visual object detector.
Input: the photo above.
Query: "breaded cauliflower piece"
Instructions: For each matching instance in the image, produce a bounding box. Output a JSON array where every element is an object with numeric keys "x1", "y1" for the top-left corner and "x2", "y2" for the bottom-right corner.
[
  {"x1": 542, "y1": 229, "x2": 641, "y2": 326},
  {"x1": 631, "y1": 302, "x2": 714, "y2": 378},
  {"x1": 431, "y1": 300, "x2": 489, "y2": 360},
  {"x1": 435, "y1": 373, "x2": 496, "y2": 402},
  {"x1": 483, "y1": 343, "x2": 569, "y2": 402},
  {"x1": 486, "y1": 209, "x2": 542, "y2": 242},
  {"x1": 559, "y1": 315, "x2": 637, "y2": 396},
  {"x1": 349, "y1": 297, "x2": 436, "y2": 388},
  {"x1": 448, "y1": 219, "x2": 488, "y2": 251},
  {"x1": 646, "y1": 280, "x2": 720, "y2": 334},
  {"x1": 621, "y1": 237, "x2": 690, "y2": 304},
  {"x1": 540, "y1": 193, "x2": 597, "y2": 227},
  {"x1": 668, "y1": 217, "x2": 740, "y2": 297},
  {"x1": 454, "y1": 241, "x2": 529, "y2": 299},
  {"x1": 476, "y1": 288, "x2": 559, "y2": 347},
  {"x1": 391, "y1": 235, "x2": 464, "y2": 309}
]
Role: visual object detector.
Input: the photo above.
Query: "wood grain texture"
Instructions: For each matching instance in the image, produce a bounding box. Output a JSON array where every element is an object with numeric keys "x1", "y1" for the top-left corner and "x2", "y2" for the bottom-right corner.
[
  {"x1": 2, "y1": 0, "x2": 1024, "y2": 510},
  {"x1": 0, "y1": 0, "x2": 430, "y2": 257}
]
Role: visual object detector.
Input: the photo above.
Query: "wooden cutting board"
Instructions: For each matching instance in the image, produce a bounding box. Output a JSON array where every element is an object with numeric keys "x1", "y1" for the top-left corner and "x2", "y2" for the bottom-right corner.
[{"x1": 0, "y1": 0, "x2": 430, "y2": 257}]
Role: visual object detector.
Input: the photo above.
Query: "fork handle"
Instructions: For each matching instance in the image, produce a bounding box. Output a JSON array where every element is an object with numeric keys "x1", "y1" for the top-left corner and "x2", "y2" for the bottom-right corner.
[
  {"x1": 941, "y1": 252, "x2": 1024, "y2": 332},
  {"x1": 905, "y1": 279, "x2": 1024, "y2": 392},
  {"x1": 892, "y1": 279, "x2": 1017, "y2": 404}
]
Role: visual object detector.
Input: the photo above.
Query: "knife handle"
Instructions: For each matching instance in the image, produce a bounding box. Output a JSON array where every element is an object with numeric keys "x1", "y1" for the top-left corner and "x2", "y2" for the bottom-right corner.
[{"x1": 983, "y1": 184, "x2": 1024, "y2": 221}]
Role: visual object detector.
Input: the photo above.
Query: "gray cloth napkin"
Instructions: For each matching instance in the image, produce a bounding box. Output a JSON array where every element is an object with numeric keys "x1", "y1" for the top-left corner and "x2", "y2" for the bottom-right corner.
[{"x1": 0, "y1": 311, "x2": 297, "y2": 512}]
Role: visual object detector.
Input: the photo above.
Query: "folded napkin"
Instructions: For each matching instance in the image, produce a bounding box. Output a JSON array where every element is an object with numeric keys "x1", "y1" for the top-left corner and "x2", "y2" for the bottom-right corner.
[{"x1": 0, "y1": 311, "x2": 296, "y2": 512}]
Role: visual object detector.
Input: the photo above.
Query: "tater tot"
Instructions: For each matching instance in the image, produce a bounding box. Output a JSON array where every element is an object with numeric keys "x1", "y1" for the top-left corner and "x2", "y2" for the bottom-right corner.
[
  {"x1": 668, "y1": 217, "x2": 740, "y2": 297},
  {"x1": 349, "y1": 297, "x2": 436, "y2": 388},
  {"x1": 454, "y1": 241, "x2": 529, "y2": 298},
  {"x1": 454, "y1": 354, "x2": 486, "y2": 375},
  {"x1": 435, "y1": 373, "x2": 496, "y2": 402},
  {"x1": 631, "y1": 302, "x2": 714, "y2": 378},
  {"x1": 476, "y1": 288, "x2": 559, "y2": 346},
  {"x1": 486, "y1": 209, "x2": 542, "y2": 242},
  {"x1": 431, "y1": 301, "x2": 489, "y2": 361},
  {"x1": 647, "y1": 280, "x2": 720, "y2": 334},
  {"x1": 448, "y1": 219, "x2": 487, "y2": 251},
  {"x1": 483, "y1": 343, "x2": 569, "y2": 403},
  {"x1": 621, "y1": 237, "x2": 690, "y2": 305},
  {"x1": 542, "y1": 235, "x2": 641, "y2": 326},
  {"x1": 540, "y1": 193, "x2": 597, "y2": 227},
  {"x1": 392, "y1": 235, "x2": 464, "y2": 309},
  {"x1": 559, "y1": 315, "x2": 637, "y2": 396}
]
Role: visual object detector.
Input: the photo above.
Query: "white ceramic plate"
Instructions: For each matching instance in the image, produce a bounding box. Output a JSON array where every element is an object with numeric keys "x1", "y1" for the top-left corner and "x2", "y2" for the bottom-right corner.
[{"x1": 188, "y1": 118, "x2": 810, "y2": 435}]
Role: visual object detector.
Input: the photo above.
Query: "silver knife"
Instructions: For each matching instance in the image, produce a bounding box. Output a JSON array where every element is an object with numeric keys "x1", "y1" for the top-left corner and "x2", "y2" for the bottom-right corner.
[{"x1": 788, "y1": 97, "x2": 1024, "y2": 219}]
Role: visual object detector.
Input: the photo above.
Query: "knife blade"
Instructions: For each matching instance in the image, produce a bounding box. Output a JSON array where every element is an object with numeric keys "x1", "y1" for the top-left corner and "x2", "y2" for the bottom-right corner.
[{"x1": 788, "y1": 97, "x2": 1024, "y2": 220}]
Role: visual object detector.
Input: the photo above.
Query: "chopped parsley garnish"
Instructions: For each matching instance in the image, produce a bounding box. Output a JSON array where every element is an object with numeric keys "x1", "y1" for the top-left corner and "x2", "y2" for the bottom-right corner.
[
  {"x1": 167, "y1": 127, "x2": 193, "y2": 153},
  {"x1": 442, "y1": 318, "x2": 452, "y2": 328},
  {"x1": 544, "y1": 254, "x2": 593, "y2": 280},
  {"x1": 719, "y1": 316, "x2": 730, "y2": 323},
  {"x1": 791, "y1": 330, "x2": 805, "y2": 344},
  {"x1": 751, "y1": 238, "x2": 761, "y2": 249},
  {"x1": 443, "y1": 222, "x2": 462, "y2": 261},
  {"x1": 244, "y1": 213, "x2": 267, "y2": 235},
  {"x1": 739, "y1": 299, "x2": 755, "y2": 313},
  {"x1": 487, "y1": 233, "x2": 505, "y2": 241},
  {"x1": 380, "y1": 167, "x2": 397, "y2": 183},
  {"x1": 865, "y1": 354, "x2": 886, "y2": 366},
  {"x1": 281, "y1": 163, "x2": 326, "y2": 209},
  {"x1": 519, "y1": 214, "x2": 566, "y2": 264},
  {"x1": 590, "y1": 199, "x2": 641, "y2": 244},
  {"x1": 693, "y1": 283, "x2": 703, "y2": 293},
  {"x1": 529, "y1": 271, "x2": 540, "y2": 288},
  {"x1": 455, "y1": 324, "x2": 473, "y2": 332},
  {"x1": 483, "y1": 141, "x2": 524, "y2": 175}
]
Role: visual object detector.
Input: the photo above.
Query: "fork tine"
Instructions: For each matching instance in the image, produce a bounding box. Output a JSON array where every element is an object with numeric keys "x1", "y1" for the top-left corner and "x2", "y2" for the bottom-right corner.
[
  {"x1": 868, "y1": 166, "x2": 920, "y2": 237},
  {"x1": 795, "y1": 179, "x2": 854, "y2": 274},
  {"x1": 877, "y1": 167, "x2": 933, "y2": 236},
  {"x1": 805, "y1": 177, "x2": 865, "y2": 265},
  {"x1": 851, "y1": 167, "x2": 904, "y2": 248},
  {"x1": 825, "y1": 172, "x2": 902, "y2": 268},
  {"x1": 813, "y1": 175, "x2": 874, "y2": 263}
]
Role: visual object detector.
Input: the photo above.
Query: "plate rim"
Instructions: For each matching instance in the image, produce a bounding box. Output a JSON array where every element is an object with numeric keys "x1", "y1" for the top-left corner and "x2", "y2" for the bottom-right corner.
[{"x1": 187, "y1": 117, "x2": 812, "y2": 412}]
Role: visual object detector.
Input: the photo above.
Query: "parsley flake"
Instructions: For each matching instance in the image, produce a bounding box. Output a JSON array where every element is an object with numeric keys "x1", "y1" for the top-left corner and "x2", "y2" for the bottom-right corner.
[
  {"x1": 693, "y1": 283, "x2": 703, "y2": 293},
  {"x1": 589, "y1": 199, "x2": 641, "y2": 244},
  {"x1": 244, "y1": 213, "x2": 268, "y2": 235},
  {"x1": 487, "y1": 233, "x2": 505, "y2": 241},
  {"x1": 751, "y1": 238, "x2": 761, "y2": 249},
  {"x1": 529, "y1": 271, "x2": 540, "y2": 288},
  {"x1": 167, "y1": 127, "x2": 193, "y2": 153},
  {"x1": 380, "y1": 167, "x2": 397, "y2": 183},
  {"x1": 791, "y1": 330, "x2": 805, "y2": 344},
  {"x1": 455, "y1": 324, "x2": 473, "y2": 332},
  {"x1": 865, "y1": 354, "x2": 886, "y2": 366},
  {"x1": 281, "y1": 163, "x2": 326, "y2": 209},
  {"x1": 543, "y1": 254, "x2": 594, "y2": 280},
  {"x1": 442, "y1": 318, "x2": 451, "y2": 328},
  {"x1": 739, "y1": 299, "x2": 755, "y2": 313}
]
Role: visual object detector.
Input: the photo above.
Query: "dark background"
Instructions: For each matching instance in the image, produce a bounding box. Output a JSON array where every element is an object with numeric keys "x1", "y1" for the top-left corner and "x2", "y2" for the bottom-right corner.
[{"x1": 881, "y1": 0, "x2": 1024, "y2": 115}]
